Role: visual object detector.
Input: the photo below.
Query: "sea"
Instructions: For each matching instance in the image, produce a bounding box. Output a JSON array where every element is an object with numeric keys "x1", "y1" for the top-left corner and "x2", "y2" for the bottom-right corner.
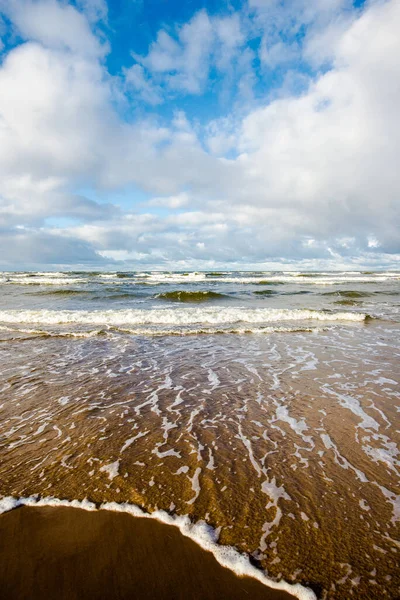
[{"x1": 0, "y1": 270, "x2": 399, "y2": 599}]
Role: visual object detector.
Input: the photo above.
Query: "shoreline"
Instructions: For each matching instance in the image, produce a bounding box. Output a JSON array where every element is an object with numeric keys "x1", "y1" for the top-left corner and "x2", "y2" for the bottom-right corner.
[{"x1": 0, "y1": 504, "x2": 300, "y2": 600}]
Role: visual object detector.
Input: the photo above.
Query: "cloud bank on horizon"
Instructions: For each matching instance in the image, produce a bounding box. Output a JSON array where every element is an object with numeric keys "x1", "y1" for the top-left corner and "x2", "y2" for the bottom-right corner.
[{"x1": 0, "y1": 0, "x2": 399, "y2": 270}]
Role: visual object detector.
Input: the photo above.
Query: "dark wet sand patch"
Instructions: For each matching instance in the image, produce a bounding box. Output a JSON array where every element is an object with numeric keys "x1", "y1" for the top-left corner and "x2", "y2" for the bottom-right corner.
[{"x1": 0, "y1": 506, "x2": 296, "y2": 600}]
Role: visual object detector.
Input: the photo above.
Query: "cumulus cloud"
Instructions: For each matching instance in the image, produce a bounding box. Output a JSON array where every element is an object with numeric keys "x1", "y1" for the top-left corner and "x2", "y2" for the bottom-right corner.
[
  {"x1": 128, "y1": 10, "x2": 246, "y2": 97},
  {"x1": 123, "y1": 64, "x2": 163, "y2": 105},
  {"x1": 75, "y1": 0, "x2": 108, "y2": 24},
  {"x1": 1, "y1": 0, "x2": 107, "y2": 57},
  {"x1": 0, "y1": 227, "x2": 107, "y2": 267},
  {"x1": 149, "y1": 192, "x2": 191, "y2": 209},
  {"x1": 0, "y1": 0, "x2": 399, "y2": 269},
  {"x1": 250, "y1": 0, "x2": 355, "y2": 68},
  {"x1": 236, "y1": 0, "x2": 400, "y2": 251},
  {"x1": 130, "y1": 11, "x2": 214, "y2": 94}
]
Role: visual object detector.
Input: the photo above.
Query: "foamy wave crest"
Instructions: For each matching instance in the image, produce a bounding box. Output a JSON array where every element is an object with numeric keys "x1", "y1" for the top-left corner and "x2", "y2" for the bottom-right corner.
[
  {"x1": 0, "y1": 307, "x2": 367, "y2": 327},
  {"x1": 133, "y1": 272, "x2": 209, "y2": 284},
  {"x1": 0, "y1": 276, "x2": 85, "y2": 285},
  {"x1": 133, "y1": 272, "x2": 399, "y2": 285},
  {"x1": 155, "y1": 290, "x2": 228, "y2": 302},
  {"x1": 0, "y1": 272, "x2": 68, "y2": 279},
  {"x1": 118, "y1": 325, "x2": 329, "y2": 336},
  {"x1": 0, "y1": 325, "x2": 105, "y2": 338},
  {"x1": 215, "y1": 276, "x2": 399, "y2": 284},
  {"x1": 1, "y1": 271, "x2": 398, "y2": 287},
  {"x1": 0, "y1": 323, "x2": 328, "y2": 338},
  {"x1": 0, "y1": 495, "x2": 316, "y2": 600}
]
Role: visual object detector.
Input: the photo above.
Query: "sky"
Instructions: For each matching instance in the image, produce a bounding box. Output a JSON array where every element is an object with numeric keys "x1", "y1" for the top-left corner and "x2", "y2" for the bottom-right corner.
[{"x1": 0, "y1": 0, "x2": 399, "y2": 271}]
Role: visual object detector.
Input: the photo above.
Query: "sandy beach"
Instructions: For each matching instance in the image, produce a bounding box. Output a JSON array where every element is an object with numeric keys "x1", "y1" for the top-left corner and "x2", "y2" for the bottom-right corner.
[{"x1": 0, "y1": 505, "x2": 296, "y2": 600}]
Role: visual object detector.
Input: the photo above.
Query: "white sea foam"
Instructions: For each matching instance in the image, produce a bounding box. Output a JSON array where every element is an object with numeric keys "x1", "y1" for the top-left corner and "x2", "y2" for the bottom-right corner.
[
  {"x1": 0, "y1": 277, "x2": 85, "y2": 285},
  {"x1": 99, "y1": 460, "x2": 120, "y2": 481},
  {"x1": 0, "y1": 324, "x2": 333, "y2": 337},
  {"x1": 0, "y1": 323, "x2": 328, "y2": 338},
  {"x1": 0, "y1": 325, "x2": 105, "y2": 338},
  {"x1": 1, "y1": 271, "x2": 398, "y2": 288},
  {"x1": 275, "y1": 406, "x2": 312, "y2": 445},
  {"x1": 0, "y1": 495, "x2": 316, "y2": 600},
  {"x1": 0, "y1": 272, "x2": 68, "y2": 279},
  {"x1": 213, "y1": 276, "x2": 398, "y2": 284},
  {"x1": 118, "y1": 325, "x2": 329, "y2": 336},
  {"x1": 0, "y1": 496, "x2": 97, "y2": 514},
  {"x1": 146, "y1": 272, "x2": 207, "y2": 283},
  {"x1": 0, "y1": 307, "x2": 367, "y2": 328},
  {"x1": 133, "y1": 273, "x2": 399, "y2": 285}
]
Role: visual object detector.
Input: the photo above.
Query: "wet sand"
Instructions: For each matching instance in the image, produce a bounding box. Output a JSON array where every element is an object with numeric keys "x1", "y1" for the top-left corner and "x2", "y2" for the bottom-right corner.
[{"x1": 0, "y1": 506, "x2": 296, "y2": 600}]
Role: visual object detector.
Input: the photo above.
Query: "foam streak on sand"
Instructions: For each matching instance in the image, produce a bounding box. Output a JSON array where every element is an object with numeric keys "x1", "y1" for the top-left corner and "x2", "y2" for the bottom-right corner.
[{"x1": 0, "y1": 495, "x2": 316, "y2": 600}]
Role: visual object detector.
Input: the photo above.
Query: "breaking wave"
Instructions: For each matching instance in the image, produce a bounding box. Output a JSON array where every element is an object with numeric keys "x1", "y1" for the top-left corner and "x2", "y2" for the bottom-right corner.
[
  {"x1": 31, "y1": 289, "x2": 89, "y2": 296},
  {"x1": 1, "y1": 271, "x2": 398, "y2": 287},
  {"x1": 0, "y1": 307, "x2": 368, "y2": 327},
  {"x1": 0, "y1": 324, "x2": 331, "y2": 338},
  {"x1": 322, "y1": 290, "x2": 371, "y2": 298},
  {"x1": 156, "y1": 290, "x2": 228, "y2": 302}
]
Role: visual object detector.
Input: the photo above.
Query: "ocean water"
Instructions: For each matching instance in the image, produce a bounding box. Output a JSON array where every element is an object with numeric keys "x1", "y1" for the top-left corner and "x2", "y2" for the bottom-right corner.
[{"x1": 0, "y1": 271, "x2": 399, "y2": 599}]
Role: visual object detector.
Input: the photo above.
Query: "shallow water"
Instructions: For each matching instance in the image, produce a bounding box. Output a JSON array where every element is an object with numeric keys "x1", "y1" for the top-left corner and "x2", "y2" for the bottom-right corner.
[{"x1": 0, "y1": 271, "x2": 399, "y2": 599}]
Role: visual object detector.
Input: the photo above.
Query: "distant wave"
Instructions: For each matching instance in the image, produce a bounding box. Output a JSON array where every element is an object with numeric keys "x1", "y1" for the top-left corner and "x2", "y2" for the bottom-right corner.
[
  {"x1": 156, "y1": 290, "x2": 228, "y2": 302},
  {"x1": 334, "y1": 300, "x2": 363, "y2": 306},
  {"x1": 279, "y1": 290, "x2": 313, "y2": 296},
  {"x1": 137, "y1": 272, "x2": 400, "y2": 285},
  {"x1": 100, "y1": 292, "x2": 144, "y2": 300},
  {"x1": 253, "y1": 289, "x2": 279, "y2": 295},
  {"x1": 143, "y1": 275, "x2": 399, "y2": 285},
  {"x1": 0, "y1": 271, "x2": 399, "y2": 286},
  {"x1": 31, "y1": 289, "x2": 89, "y2": 296},
  {"x1": 0, "y1": 276, "x2": 85, "y2": 286},
  {"x1": 322, "y1": 290, "x2": 371, "y2": 298}
]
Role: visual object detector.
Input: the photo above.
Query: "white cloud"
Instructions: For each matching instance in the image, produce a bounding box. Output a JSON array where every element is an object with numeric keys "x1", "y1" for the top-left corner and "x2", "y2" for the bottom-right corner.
[
  {"x1": 149, "y1": 192, "x2": 190, "y2": 209},
  {"x1": 234, "y1": 0, "x2": 400, "y2": 249},
  {"x1": 76, "y1": 0, "x2": 108, "y2": 24},
  {"x1": 123, "y1": 64, "x2": 163, "y2": 105},
  {"x1": 131, "y1": 9, "x2": 246, "y2": 97},
  {"x1": 0, "y1": 41, "x2": 113, "y2": 180},
  {"x1": 0, "y1": 0, "x2": 399, "y2": 269},
  {"x1": 2, "y1": 0, "x2": 107, "y2": 57},
  {"x1": 260, "y1": 40, "x2": 299, "y2": 68},
  {"x1": 0, "y1": 227, "x2": 106, "y2": 267},
  {"x1": 136, "y1": 10, "x2": 214, "y2": 94},
  {"x1": 252, "y1": 0, "x2": 356, "y2": 70},
  {"x1": 214, "y1": 14, "x2": 245, "y2": 71}
]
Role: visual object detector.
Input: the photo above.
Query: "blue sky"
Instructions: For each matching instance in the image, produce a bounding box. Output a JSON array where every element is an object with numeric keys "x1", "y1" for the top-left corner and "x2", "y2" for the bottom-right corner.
[{"x1": 0, "y1": 0, "x2": 399, "y2": 270}]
